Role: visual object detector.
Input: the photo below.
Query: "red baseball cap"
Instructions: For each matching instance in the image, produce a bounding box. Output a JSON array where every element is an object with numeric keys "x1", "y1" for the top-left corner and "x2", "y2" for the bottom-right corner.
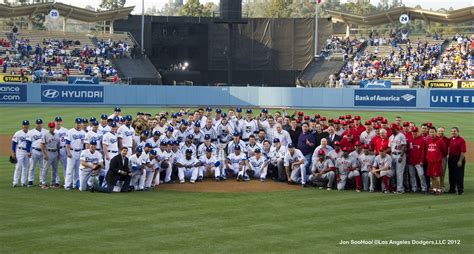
[
  {"x1": 354, "y1": 116, "x2": 361, "y2": 120},
  {"x1": 334, "y1": 141, "x2": 340, "y2": 145},
  {"x1": 328, "y1": 119, "x2": 334, "y2": 123},
  {"x1": 320, "y1": 117, "x2": 326, "y2": 121},
  {"x1": 339, "y1": 115, "x2": 345, "y2": 120},
  {"x1": 374, "y1": 124, "x2": 381, "y2": 129},
  {"x1": 354, "y1": 141, "x2": 360, "y2": 146},
  {"x1": 314, "y1": 114, "x2": 321, "y2": 119},
  {"x1": 48, "y1": 122, "x2": 55, "y2": 128},
  {"x1": 381, "y1": 119, "x2": 388, "y2": 124},
  {"x1": 334, "y1": 119, "x2": 340, "y2": 124},
  {"x1": 298, "y1": 111, "x2": 304, "y2": 116},
  {"x1": 390, "y1": 123, "x2": 399, "y2": 130},
  {"x1": 412, "y1": 126, "x2": 419, "y2": 132},
  {"x1": 377, "y1": 116, "x2": 383, "y2": 120},
  {"x1": 365, "y1": 120, "x2": 371, "y2": 125},
  {"x1": 426, "y1": 122, "x2": 433, "y2": 127},
  {"x1": 403, "y1": 121, "x2": 410, "y2": 127},
  {"x1": 318, "y1": 150, "x2": 325, "y2": 156},
  {"x1": 345, "y1": 114, "x2": 352, "y2": 119},
  {"x1": 296, "y1": 118, "x2": 302, "y2": 124},
  {"x1": 303, "y1": 116, "x2": 310, "y2": 120}
]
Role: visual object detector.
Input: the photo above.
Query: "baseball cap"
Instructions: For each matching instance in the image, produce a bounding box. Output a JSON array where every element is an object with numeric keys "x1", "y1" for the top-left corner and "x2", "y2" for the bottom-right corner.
[
  {"x1": 160, "y1": 141, "x2": 167, "y2": 146},
  {"x1": 403, "y1": 121, "x2": 410, "y2": 127},
  {"x1": 426, "y1": 122, "x2": 433, "y2": 128},
  {"x1": 194, "y1": 122, "x2": 201, "y2": 127},
  {"x1": 82, "y1": 118, "x2": 89, "y2": 124},
  {"x1": 318, "y1": 150, "x2": 325, "y2": 156},
  {"x1": 185, "y1": 149, "x2": 193, "y2": 154},
  {"x1": 262, "y1": 108, "x2": 268, "y2": 113},
  {"x1": 328, "y1": 119, "x2": 334, "y2": 123},
  {"x1": 339, "y1": 115, "x2": 345, "y2": 120},
  {"x1": 167, "y1": 126, "x2": 174, "y2": 132},
  {"x1": 412, "y1": 126, "x2": 419, "y2": 132},
  {"x1": 310, "y1": 118, "x2": 316, "y2": 122},
  {"x1": 222, "y1": 113, "x2": 227, "y2": 118},
  {"x1": 354, "y1": 141, "x2": 361, "y2": 146},
  {"x1": 320, "y1": 117, "x2": 326, "y2": 121},
  {"x1": 334, "y1": 119, "x2": 340, "y2": 124},
  {"x1": 354, "y1": 116, "x2": 361, "y2": 120},
  {"x1": 75, "y1": 118, "x2": 83, "y2": 124},
  {"x1": 89, "y1": 140, "x2": 97, "y2": 146},
  {"x1": 206, "y1": 107, "x2": 212, "y2": 112},
  {"x1": 100, "y1": 114, "x2": 108, "y2": 120},
  {"x1": 381, "y1": 119, "x2": 388, "y2": 124},
  {"x1": 206, "y1": 147, "x2": 213, "y2": 153},
  {"x1": 204, "y1": 134, "x2": 211, "y2": 140},
  {"x1": 114, "y1": 107, "x2": 121, "y2": 112},
  {"x1": 255, "y1": 148, "x2": 261, "y2": 153},
  {"x1": 234, "y1": 145, "x2": 241, "y2": 151},
  {"x1": 153, "y1": 131, "x2": 161, "y2": 136},
  {"x1": 314, "y1": 114, "x2": 321, "y2": 119},
  {"x1": 124, "y1": 115, "x2": 132, "y2": 121},
  {"x1": 365, "y1": 120, "x2": 371, "y2": 125},
  {"x1": 181, "y1": 119, "x2": 188, "y2": 126},
  {"x1": 390, "y1": 123, "x2": 399, "y2": 130},
  {"x1": 373, "y1": 124, "x2": 381, "y2": 130},
  {"x1": 47, "y1": 122, "x2": 55, "y2": 128},
  {"x1": 136, "y1": 146, "x2": 143, "y2": 153},
  {"x1": 109, "y1": 121, "x2": 117, "y2": 127},
  {"x1": 233, "y1": 131, "x2": 240, "y2": 137},
  {"x1": 187, "y1": 134, "x2": 194, "y2": 140},
  {"x1": 333, "y1": 141, "x2": 340, "y2": 146},
  {"x1": 136, "y1": 112, "x2": 143, "y2": 116},
  {"x1": 303, "y1": 116, "x2": 310, "y2": 120},
  {"x1": 91, "y1": 121, "x2": 99, "y2": 126},
  {"x1": 54, "y1": 116, "x2": 62, "y2": 122},
  {"x1": 171, "y1": 113, "x2": 177, "y2": 118},
  {"x1": 113, "y1": 116, "x2": 120, "y2": 122},
  {"x1": 273, "y1": 138, "x2": 280, "y2": 143},
  {"x1": 342, "y1": 147, "x2": 350, "y2": 152},
  {"x1": 150, "y1": 149, "x2": 157, "y2": 156},
  {"x1": 36, "y1": 119, "x2": 43, "y2": 124},
  {"x1": 142, "y1": 130, "x2": 149, "y2": 136},
  {"x1": 236, "y1": 107, "x2": 242, "y2": 113},
  {"x1": 173, "y1": 140, "x2": 180, "y2": 145},
  {"x1": 345, "y1": 114, "x2": 352, "y2": 119},
  {"x1": 246, "y1": 109, "x2": 252, "y2": 114},
  {"x1": 166, "y1": 141, "x2": 173, "y2": 146},
  {"x1": 362, "y1": 144, "x2": 369, "y2": 149},
  {"x1": 216, "y1": 108, "x2": 222, "y2": 113},
  {"x1": 89, "y1": 117, "x2": 97, "y2": 122},
  {"x1": 287, "y1": 143, "x2": 295, "y2": 148}
]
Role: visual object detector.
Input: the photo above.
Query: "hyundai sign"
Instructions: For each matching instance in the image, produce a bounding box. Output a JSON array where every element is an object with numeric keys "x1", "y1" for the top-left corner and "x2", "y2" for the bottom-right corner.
[
  {"x1": 41, "y1": 85, "x2": 104, "y2": 103},
  {"x1": 430, "y1": 90, "x2": 474, "y2": 108},
  {"x1": 0, "y1": 84, "x2": 27, "y2": 102},
  {"x1": 354, "y1": 89, "x2": 416, "y2": 107}
]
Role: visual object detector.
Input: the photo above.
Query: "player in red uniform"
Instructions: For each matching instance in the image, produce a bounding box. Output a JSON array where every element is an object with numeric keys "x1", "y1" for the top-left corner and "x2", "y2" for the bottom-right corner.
[
  {"x1": 425, "y1": 127, "x2": 447, "y2": 195},
  {"x1": 437, "y1": 127, "x2": 450, "y2": 192},
  {"x1": 373, "y1": 129, "x2": 389, "y2": 155},
  {"x1": 407, "y1": 127, "x2": 427, "y2": 192}
]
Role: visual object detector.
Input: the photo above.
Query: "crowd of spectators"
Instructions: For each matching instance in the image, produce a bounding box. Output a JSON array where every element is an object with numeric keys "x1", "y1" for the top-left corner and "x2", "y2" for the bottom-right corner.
[
  {"x1": 321, "y1": 35, "x2": 365, "y2": 60},
  {"x1": 0, "y1": 33, "x2": 130, "y2": 83}
]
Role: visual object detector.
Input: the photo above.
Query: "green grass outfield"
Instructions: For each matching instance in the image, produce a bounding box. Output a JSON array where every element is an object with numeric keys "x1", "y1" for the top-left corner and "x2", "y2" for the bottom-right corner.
[{"x1": 0, "y1": 107, "x2": 473, "y2": 253}]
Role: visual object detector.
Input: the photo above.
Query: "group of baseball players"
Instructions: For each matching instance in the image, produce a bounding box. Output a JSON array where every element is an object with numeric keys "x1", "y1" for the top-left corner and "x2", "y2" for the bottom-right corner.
[{"x1": 10, "y1": 107, "x2": 467, "y2": 195}]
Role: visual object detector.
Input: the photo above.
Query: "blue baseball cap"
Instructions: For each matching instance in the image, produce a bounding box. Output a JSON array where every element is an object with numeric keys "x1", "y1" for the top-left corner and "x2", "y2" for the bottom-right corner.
[
  {"x1": 153, "y1": 131, "x2": 161, "y2": 136},
  {"x1": 82, "y1": 118, "x2": 89, "y2": 123},
  {"x1": 136, "y1": 112, "x2": 143, "y2": 116},
  {"x1": 89, "y1": 117, "x2": 97, "y2": 122},
  {"x1": 160, "y1": 141, "x2": 167, "y2": 146},
  {"x1": 109, "y1": 121, "x2": 117, "y2": 127},
  {"x1": 35, "y1": 119, "x2": 43, "y2": 124},
  {"x1": 187, "y1": 134, "x2": 194, "y2": 140},
  {"x1": 194, "y1": 122, "x2": 201, "y2": 127},
  {"x1": 222, "y1": 113, "x2": 227, "y2": 118},
  {"x1": 75, "y1": 118, "x2": 83, "y2": 124},
  {"x1": 89, "y1": 140, "x2": 97, "y2": 146},
  {"x1": 145, "y1": 142, "x2": 153, "y2": 148},
  {"x1": 113, "y1": 116, "x2": 120, "y2": 122},
  {"x1": 216, "y1": 108, "x2": 222, "y2": 113},
  {"x1": 205, "y1": 107, "x2": 212, "y2": 112},
  {"x1": 206, "y1": 147, "x2": 213, "y2": 153},
  {"x1": 204, "y1": 134, "x2": 211, "y2": 140},
  {"x1": 114, "y1": 107, "x2": 121, "y2": 112},
  {"x1": 185, "y1": 149, "x2": 193, "y2": 154},
  {"x1": 233, "y1": 131, "x2": 240, "y2": 137},
  {"x1": 136, "y1": 146, "x2": 143, "y2": 153},
  {"x1": 273, "y1": 138, "x2": 280, "y2": 143},
  {"x1": 255, "y1": 148, "x2": 261, "y2": 153},
  {"x1": 167, "y1": 126, "x2": 174, "y2": 132},
  {"x1": 150, "y1": 149, "x2": 157, "y2": 156},
  {"x1": 142, "y1": 130, "x2": 149, "y2": 136},
  {"x1": 171, "y1": 113, "x2": 177, "y2": 118},
  {"x1": 288, "y1": 143, "x2": 295, "y2": 148},
  {"x1": 100, "y1": 114, "x2": 108, "y2": 120},
  {"x1": 234, "y1": 145, "x2": 241, "y2": 151},
  {"x1": 181, "y1": 119, "x2": 188, "y2": 126},
  {"x1": 124, "y1": 115, "x2": 132, "y2": 121},
  {"x1": 54, "y1": 116, "x2": 62, "y2": 122},
  {"x1": 173, "y1": 140, "x2": 180, "y2": 145},
  {"x1": 246, "y1": 109, "x2": 252, "y2": 114},
  {"x1": 236, "y1": 107, "x2": 242, "y2": 113},
  {"x1": 91, "y1": 121, "x2": 99, "y2": 126},
  {"x1": 262, "y1": 108, "x2": 268, "y2": 113},
  {"x1": 22, "y1": 120, "x2": 30, "y2": 125},
  {"x1": 166, "y1": 141, "x2": 173, "y2": 146}
]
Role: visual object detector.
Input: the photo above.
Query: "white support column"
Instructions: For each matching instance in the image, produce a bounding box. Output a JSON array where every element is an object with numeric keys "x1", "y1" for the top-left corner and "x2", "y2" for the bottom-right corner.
[
  {"x1": 28, "y1": 19, "x2": 33, "y2": 30},
  {"x1": 63, "y1": 18, "x2": 68, "y2": 32},
  {"x1": 345, "y1": 24, "x2": 350, "y2": 38},
  {"x1": 109, "y1": 20, "x2": 114, "y2": 34}
]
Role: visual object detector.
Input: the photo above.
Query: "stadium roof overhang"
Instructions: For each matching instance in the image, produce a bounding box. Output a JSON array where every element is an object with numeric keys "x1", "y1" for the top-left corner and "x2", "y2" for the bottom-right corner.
[
  {"x1": 327, "y1": 6, "x2": 474, "y2": 26},
  {"x1": 0, "y1": 2, "x2": 134, "y2": 22}
]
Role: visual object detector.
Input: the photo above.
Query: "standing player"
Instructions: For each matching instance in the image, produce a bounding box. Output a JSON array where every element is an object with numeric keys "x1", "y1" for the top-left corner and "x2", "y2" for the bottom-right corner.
[
  {"x1": 247, "y1": 148, "x2": 269, "y2": 182},
  {"x1": 284, "y1": 143, "x2": 306, "y2": 186},
  {"x1": 425, "y1": 127, "x2": 447, "y2": 195},
  {"x1": 64, "y1": 118, "x2": 86, "y2": 190},
  {"x1": 78, "y1": 140, "x2": 103, "y2": 191},
  {"x1": 241, "y1": 109, "x2": 258, "y2": 143},
  {"x1": 26, "y1": 119, "x2": 47, "y2": 187},
  {"x1": 85, "y1": 121, "x2": 103, "y2": 152},
  {"x1": 54, "y1": 116, "x2": 68, "y2": 186},
  {"x1": 358, "y1": 144, "x2": 375, "y2": 192},
  {"x1": 117, "y1": 115, "x2": 135, "y2": 156},
  {"x1": 41, "y1": 122, "x2": 60, "y2": 189},
  {"x1": 11, "y1": 120, "x2": 30, "y2": 187},
  {"x1": 389, "y1": 123, "x2": 407, "y2": 194},
  {"x1": 98, "y1": 114, "x2": 111, "y2": 135},
  {"x1": 102, "y1": 122, "x2": 119, "y2": 185},
  {"x1": 309, "y1": 150, "x2": 335, "y2": 190},
  {"x1": 359, "y1": 121, "x2": 375, "y2": 145},
  {"x1": 407, "y1": 127, "x2": 427, "y2": 193}
]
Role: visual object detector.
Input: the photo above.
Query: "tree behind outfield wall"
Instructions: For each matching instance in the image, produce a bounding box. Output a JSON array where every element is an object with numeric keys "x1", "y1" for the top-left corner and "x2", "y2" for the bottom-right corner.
[
  {"x1": 178, "y1": 0, "x2": 215, "y2": 17},
  {"x1": 100, "y1": 0, "x2": 126, "y2": 10}
]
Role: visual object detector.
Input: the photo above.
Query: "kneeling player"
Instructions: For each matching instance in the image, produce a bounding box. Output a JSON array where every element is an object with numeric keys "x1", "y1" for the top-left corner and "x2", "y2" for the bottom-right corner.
[
  {"x1": 284, "y1": 144, "x2": 306, "y2": 186},
  {"x1": 225, "y1": 145, "x2": 248, "y2": 181},
  {"x1": 175, "y1": 149, "x2": 200, "y2": 184},
  {"x1": 199, "y1": 147, "x2": 222, "y2": 181},
  {"x1": 247, "y1": 148, "x2": 269, "y2": 182},
  {"x1": 78, "y1": 141, "x2": 103, "y2": 191},
  {"x1": 369, "y1": 147, "x2": 393, "y2": 193},
  {"x1": 309, "y1": 150, "x2": 335, "y2": 190},
  {"x1": 335, "y1": 148, "x2": 360, "y2": 192}
]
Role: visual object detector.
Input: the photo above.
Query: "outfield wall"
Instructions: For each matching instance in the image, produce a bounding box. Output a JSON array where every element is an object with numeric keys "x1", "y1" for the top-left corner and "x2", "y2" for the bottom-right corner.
[{"x1": 0, "y1": 84, "x2": 473, "y2": 111}]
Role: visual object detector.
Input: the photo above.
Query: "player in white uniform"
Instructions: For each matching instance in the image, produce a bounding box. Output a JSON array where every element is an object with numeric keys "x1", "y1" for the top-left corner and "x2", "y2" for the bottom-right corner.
[
  {"x1": 309, "y1": 150, "x2": 335, "y2": 190},
  {"x1": 388, "y1": 124, "x2": 407, "y2": 193},
  {"x1": 147, "y1": 131, "x2": 163, "y2": 148},
  {"x1": 335, "y1": 148, "x2": 360, "y2": 192},
  {"x1": 199, "y1": 147, "x2": 221, "y2": 181},
  {"x1": 40, "y1": 122, "x2": 60, "y2": 189},
  {"x1": 201, "y1": 118, "x2": 218, "y2": 142},
  {"x1": 246, "y1": 135, "x2": 263, "y2": 158},
  {"x1": 54, "y1": 116, "x2": 69, "y2": 186},
  {"x1": 143, "y1": 149, "x2": 159, "y2": 189},
  {"x1": 225, "y1": 145, "x2": 248, "y2": 181},
  {"x1": 26, "y1": 119, "x2": 47, "y2": 187},
  {"x1": 64, "y1": 118, "x2": 86, "y2": 190},
  {"x1": 129, "y1": 147, "x2": 146, "y2": 191},
  {"x1": 359, "y1": 121, "x2": 375, "y2": 145},
  {"x1": 268, "y1": 138, "x2": 287, "y2": 181},
  {"x1": 370, "y1": 148, "x2": 393, "y2": 193},
  {"x1": 11, "y1": 120, "x2": 30, "y2": 187},
  {"x1": 85, "y1": 121, "x2": 103, "y2": 153},
  {"x1": 98, "y1": 114, "x2": 111, "y2": 135},
  {"x1": 157, "y1": 141, "x2": 175, "y2": 184},
  {"x1": 179, "y1": 134, "x2": 197, "y2": 157},
  {"x1": 357, "y1": 144, "x2": 375, "y2": 192},
  {"x1": 161, "y1": 126, "x2": 176, "y2": 144},
  {"x1": 101, "y1": 122, "x2": 119, "y2": 185},
  {"x1": 284, "y1": 143, "x2": 306, "y2": 186},
  {"x1": 197, "y1": 134, "x2": 218, "y2": 158},
  {"x1": 117, "y1": 115, "x2": 135, "y2": 156},
  {"x1": 175, "y1": 149, "x2": 200, "y2": 184},
  {"x1": 247, "y1": 148, "x2": 269, "y2": 182},
  {"x1": 189, "y1": 122, "x2": 205, "y2": 147},
  {"x1": 78, "y1": 140, "x2": 103, "y2": 191},
  {"x1": 241, "y1": 109, "x2": 258, "y2": 143},
  {"x1": 327, "y1": 141, "x2": 343, "y2": 163},
  {"x1": 174, "y1": 121, "x2": 189, "y2": 143},
  {"x1": 226, "y1": 132, "x2": 247, "y2": 155}
]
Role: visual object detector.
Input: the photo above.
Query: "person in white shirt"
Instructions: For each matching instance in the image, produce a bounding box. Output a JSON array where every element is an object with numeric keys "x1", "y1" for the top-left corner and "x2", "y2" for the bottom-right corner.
[
  {"x1": 143, "y1": 149, "x2": 159, "y2": 190},
  {"x1": 357, "y1": 144, "x2": 375, "y2": 192},
  {"x1": 359, "y1": 121, "x2": 375, "y2": 145},
  {"x1": 284, "y1": 143, "x2": 306, "y2": 186},
  {"x1": 247, "y1": 148, "x2": 269, "y2": 182},
  {"x1": 370, "y1": 148, "x2": 393, "y2": 193},
  {"x1": 11, "y1": 120, "x2": 30, "y2": 187},
  {"x1": 201, "y1": 118, "x2": 218, "y2": 143},
  {"x1": 85, "y1": 121, "x2": 103, "y2": 153},
  {"x1": 225, "y1": 145, "x2": 248, "y2": 181},
  {"x1": 273, "y1": 124, "x2": 291, "y2": 147},
  {"x1": 246, "y1": 135, "x2": 263, "y2": 158},
  {"x1": 199, "y1": 147, "x2": 221, "y2": 181},
  {"x1": 226, "y1": 132, "x2": 247, "y2": 155},
  {"x1": 129, "y1": 147, "x2": 146, "y2": 190},
  {"x1": 117, "y1": 115, "x2": 135, "y2": 156},
  {"x1": 101, "y1": 121, "x2": 119, "y2": 185},
  {"x1": 175, "y1": 149, "x2": 201, "y2": 184},
  {"x1": 335, "y1": 148, "x2": 360, "y2": 192},
  {"x1": 64, "y1": 118, "x2": 86, "y2": 190},
  {"x1": 40, "y1": 122, "x2": 60, "y2": 189},
  {"x1": 78, "y1": 140, "x2": 103, "y2": 191},
  {"x1": 309, "y1": 150, "x2": 335, "y2": 190},
  {"x1": 241, "y1": 109, "x2": 258, "y2": 142},
  {"x1": 98, "y1": 114, "x2": 111, "y2": 135},
  {"x1": 268, "y1": 138, "x2": 287, "y2": 181},
  {"x1": 197, "y1": 134, "x2": 218, "y2": 158},
  {"x1": 26, "y1": 119, "x2": 47, "y2": 187},
  {"x1": 157, "y1": 142, "x2": 175, "y2": 184},
  {"x1": 388, "y1": 124, "x2": 407, "y2": 193},
  {"x1": 52, "y1": 116, "x2": 69, "y2": 186},
  {"x1": 179, "y1": 134, "x2": 197, "y2": 158}
]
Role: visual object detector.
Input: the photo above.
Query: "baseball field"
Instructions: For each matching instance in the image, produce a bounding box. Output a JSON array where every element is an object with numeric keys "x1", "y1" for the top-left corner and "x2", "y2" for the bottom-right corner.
[{"x1": 0, "y1": 107, "x2": 472, "y2": 253}]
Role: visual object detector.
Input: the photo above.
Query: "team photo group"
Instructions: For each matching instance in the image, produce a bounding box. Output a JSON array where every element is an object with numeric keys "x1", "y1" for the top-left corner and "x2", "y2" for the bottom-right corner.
[{"x1": 10, "y1": 107, "x2": 467, "y2": 195}]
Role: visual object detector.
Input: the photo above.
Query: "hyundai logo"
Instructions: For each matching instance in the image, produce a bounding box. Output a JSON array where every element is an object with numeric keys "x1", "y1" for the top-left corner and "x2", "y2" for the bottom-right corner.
[{"x1": 42, "y1": 89, "x2": 59, "y2": 98}]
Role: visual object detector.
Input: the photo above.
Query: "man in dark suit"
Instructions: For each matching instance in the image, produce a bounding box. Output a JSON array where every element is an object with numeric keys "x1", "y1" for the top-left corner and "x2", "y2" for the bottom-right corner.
[
  {"x1": 326, "y1": 126, "x2": 341, "y2": 148},
  {"x1": 93, "y1": 147, "x2": 132, "y2": 193}
]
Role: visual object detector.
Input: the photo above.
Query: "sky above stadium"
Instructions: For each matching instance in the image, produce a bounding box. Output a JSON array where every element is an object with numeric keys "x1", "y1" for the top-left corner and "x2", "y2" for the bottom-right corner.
[{"x1": 58, "y1": 0, "x2": 473, "y2": 14}]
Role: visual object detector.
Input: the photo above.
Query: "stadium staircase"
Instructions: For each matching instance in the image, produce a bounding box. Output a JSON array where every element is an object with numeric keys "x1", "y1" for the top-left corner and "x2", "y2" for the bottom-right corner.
[{"x1": 296, "y1": 57, "x2": 346, "y2": 87}]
